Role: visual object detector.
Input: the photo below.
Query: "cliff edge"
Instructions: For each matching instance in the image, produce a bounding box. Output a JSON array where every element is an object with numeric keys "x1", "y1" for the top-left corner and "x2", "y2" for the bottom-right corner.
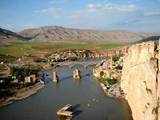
[{"x1": 121, "y1": 40, "x2": 160, "y2": 120}]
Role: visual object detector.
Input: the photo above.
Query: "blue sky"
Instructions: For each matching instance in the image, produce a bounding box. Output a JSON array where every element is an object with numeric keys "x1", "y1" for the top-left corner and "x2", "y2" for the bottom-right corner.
[{"x1": 0, "y1": 0, "x2": 160, "y2": 32}]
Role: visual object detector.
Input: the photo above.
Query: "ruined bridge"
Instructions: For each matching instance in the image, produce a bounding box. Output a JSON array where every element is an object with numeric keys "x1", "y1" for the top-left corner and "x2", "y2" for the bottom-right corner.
[
  {"x1": 52, "y1": 60, "x2": 103, "y2": 82},
  {"x1": 57, "y1": 60, "x2": 102, "y2": 69}
]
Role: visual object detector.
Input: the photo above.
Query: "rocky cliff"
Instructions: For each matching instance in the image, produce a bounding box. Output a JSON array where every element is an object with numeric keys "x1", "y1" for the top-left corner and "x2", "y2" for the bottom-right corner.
[{"x1": 121, "y1": 40, "x2": 160, "y2": 120}]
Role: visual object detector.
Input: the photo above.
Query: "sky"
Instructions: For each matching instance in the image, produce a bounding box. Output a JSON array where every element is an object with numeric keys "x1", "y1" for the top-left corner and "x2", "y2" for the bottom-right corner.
[{"x1": 0, "y1": 0, "x2": 160, "y2": 32}]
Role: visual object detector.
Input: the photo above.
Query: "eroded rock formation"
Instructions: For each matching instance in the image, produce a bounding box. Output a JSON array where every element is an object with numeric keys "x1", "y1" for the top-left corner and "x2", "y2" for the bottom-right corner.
[{"x1": 121, "y1": 41, "x2": 160, "y2": 120}]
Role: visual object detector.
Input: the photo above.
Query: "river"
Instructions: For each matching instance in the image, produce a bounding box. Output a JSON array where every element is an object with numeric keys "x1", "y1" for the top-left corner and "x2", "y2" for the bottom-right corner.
[{"x1": 0, "y1": 62, "x2": 131, "y2": 120}]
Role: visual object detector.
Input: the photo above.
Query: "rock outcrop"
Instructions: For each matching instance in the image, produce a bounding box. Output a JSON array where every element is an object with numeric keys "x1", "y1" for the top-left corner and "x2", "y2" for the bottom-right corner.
[
  {"x1": 93, "y1": 54, "x2": 123, "y2": 80},
  {"x1": 121, "y1": 41, "x2": 160, "y2": 120}
]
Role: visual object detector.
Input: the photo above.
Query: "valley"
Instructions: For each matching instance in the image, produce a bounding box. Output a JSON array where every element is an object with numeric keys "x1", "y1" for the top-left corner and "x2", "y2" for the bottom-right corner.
[{"x1": 0, "y1": 26, "x2": 160, "y2": 120}]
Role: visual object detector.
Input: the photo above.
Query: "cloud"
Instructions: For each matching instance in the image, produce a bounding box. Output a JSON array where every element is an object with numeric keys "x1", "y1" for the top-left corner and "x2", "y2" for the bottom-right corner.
[
  {"x1": 86, "y1": 3, "x2": 138, "y2": 13},
  {"x1": 105, "y1": 3, "x2": 137, "y2": 12},
  {"x1": 0, "y1": 23, "x2": 16, "y2": 31},
  {"x1": 22, "y1": 23, "x2": 38, "y2": 29},
  {"x1": 49, "y1": 0, "x2": 72, "y2": 5},
  {"x1": 34, "y1": 7, "x2": 63, "y2": 18},
  {"x1": 86, "y1": 3, "x2": 102, "y2": 12},
  {"x1": 69, "y1": 2, "x2": 138, "y2": 22},
  {"x1": 69, "y1": 11, "x2": 83, "y2": 20},
  {"x1": 32, "y1": 1, "x2": 160, "y2": 32},
  {"x1": 144, "y1": 11, "x2": 160, "y2": 17}
]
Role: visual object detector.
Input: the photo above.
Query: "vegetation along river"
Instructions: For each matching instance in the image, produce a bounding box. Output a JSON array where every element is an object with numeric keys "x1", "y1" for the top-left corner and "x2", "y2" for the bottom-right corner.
[{"x1": 0, "y1": 62, "x2": 130, "y2": 120}]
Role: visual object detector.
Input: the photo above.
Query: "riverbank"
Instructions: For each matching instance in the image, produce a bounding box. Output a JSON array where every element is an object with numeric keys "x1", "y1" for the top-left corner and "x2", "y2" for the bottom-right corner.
[
  {"x1": 99, "y1": 83, "x2": 108, "y2": 95},
  {"x1": 0, "y1": 64, "x2": 131, "y2": 120},
  {"x1": 0, "y1": 82, "x2": 44, "y2": 108},
  {"x1": 98, "y1": 81, "x2": 124, "y2": 99}
]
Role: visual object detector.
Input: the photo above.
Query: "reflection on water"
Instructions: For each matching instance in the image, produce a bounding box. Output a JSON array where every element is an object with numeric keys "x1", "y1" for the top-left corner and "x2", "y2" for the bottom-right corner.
[{"x1": 0, "y1": 62, "x2": 131, "y2": 120}]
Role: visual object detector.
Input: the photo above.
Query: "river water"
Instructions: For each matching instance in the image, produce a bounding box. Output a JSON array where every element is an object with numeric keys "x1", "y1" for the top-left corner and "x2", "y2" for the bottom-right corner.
[{"x1": 0, "y1": 62, "x2": 131, "y2": 120}]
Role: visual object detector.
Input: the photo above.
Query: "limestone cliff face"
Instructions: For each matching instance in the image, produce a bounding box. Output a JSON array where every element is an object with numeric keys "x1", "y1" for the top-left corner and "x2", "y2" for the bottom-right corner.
[{"x1": 121, "y1": 41, "x2": 160, "y2": 120}]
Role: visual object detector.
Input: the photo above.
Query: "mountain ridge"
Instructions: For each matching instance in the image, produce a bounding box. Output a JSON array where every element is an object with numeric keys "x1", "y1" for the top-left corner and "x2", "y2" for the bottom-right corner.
[
  {"x1": 0, "y1": 26, "x2": 158, "y2": 44},
  {"x1": 0, "y1": 27, "x2": 33, "y2": 44}
]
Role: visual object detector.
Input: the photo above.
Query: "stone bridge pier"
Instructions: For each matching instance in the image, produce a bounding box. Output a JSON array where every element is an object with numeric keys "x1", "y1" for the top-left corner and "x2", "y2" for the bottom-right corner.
[
  {"x1": 53, "y1": 71, "x2": 59, "y2": 83},
  {"x1": 73, "y1": 69, "x2": 81, "y2": 80}
]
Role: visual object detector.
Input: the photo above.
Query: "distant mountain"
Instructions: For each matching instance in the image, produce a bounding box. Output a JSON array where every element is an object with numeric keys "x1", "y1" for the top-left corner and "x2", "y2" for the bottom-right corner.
[
  {"x1": 0, "y1": 26, "x2": 158, "y2": 45},
  {"x1": 19, "y1": 26, "x2": 155, "y2": 43},
  {"x1": 0, "y1": 28, "x2": 33, "y2": 44},
  {"x1": 134, "y1": 36, "x2": 160, "y2": 44}
]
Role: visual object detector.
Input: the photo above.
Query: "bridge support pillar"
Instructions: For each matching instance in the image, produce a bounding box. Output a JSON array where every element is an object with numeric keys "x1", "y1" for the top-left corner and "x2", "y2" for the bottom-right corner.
[
  {"x1": 53, "y1": 71, "x2": 59, "y2": 83},
  {"x1": 73, "y1": 69, "x2": 81, "y2": 80}
]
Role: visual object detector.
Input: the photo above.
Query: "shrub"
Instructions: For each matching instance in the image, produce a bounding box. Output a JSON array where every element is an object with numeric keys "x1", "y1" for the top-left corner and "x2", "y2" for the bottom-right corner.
[
  {"x1": 112, "y1": 55, "x2": 120, "y2": 62},
  {"x1": 106, "y1": 77, "x2": 117, "y2": 85},
  {"x1": 99, "y1": 77, "x2": 117, "y2": 86}
]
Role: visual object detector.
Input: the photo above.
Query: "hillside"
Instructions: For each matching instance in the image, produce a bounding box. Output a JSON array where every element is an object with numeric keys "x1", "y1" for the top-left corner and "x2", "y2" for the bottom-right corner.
[
  {"x1": 19, "y1": 26, "x2": 153, "y2": 43},
  {"x1": 0, "y1": 28, "x2": 34, "y2": 45}
]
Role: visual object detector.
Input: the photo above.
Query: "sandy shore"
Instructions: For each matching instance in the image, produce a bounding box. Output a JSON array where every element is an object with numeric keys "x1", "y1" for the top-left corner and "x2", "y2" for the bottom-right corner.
[{"x1": 0, "y1": 82, "x2": 44, "y2": 108}]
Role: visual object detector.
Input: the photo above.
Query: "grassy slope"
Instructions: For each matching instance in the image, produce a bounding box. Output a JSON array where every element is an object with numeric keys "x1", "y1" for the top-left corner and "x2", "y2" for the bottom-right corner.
[{"x1": 0, "y1": 40, "x2": 123, "y2": 57}]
